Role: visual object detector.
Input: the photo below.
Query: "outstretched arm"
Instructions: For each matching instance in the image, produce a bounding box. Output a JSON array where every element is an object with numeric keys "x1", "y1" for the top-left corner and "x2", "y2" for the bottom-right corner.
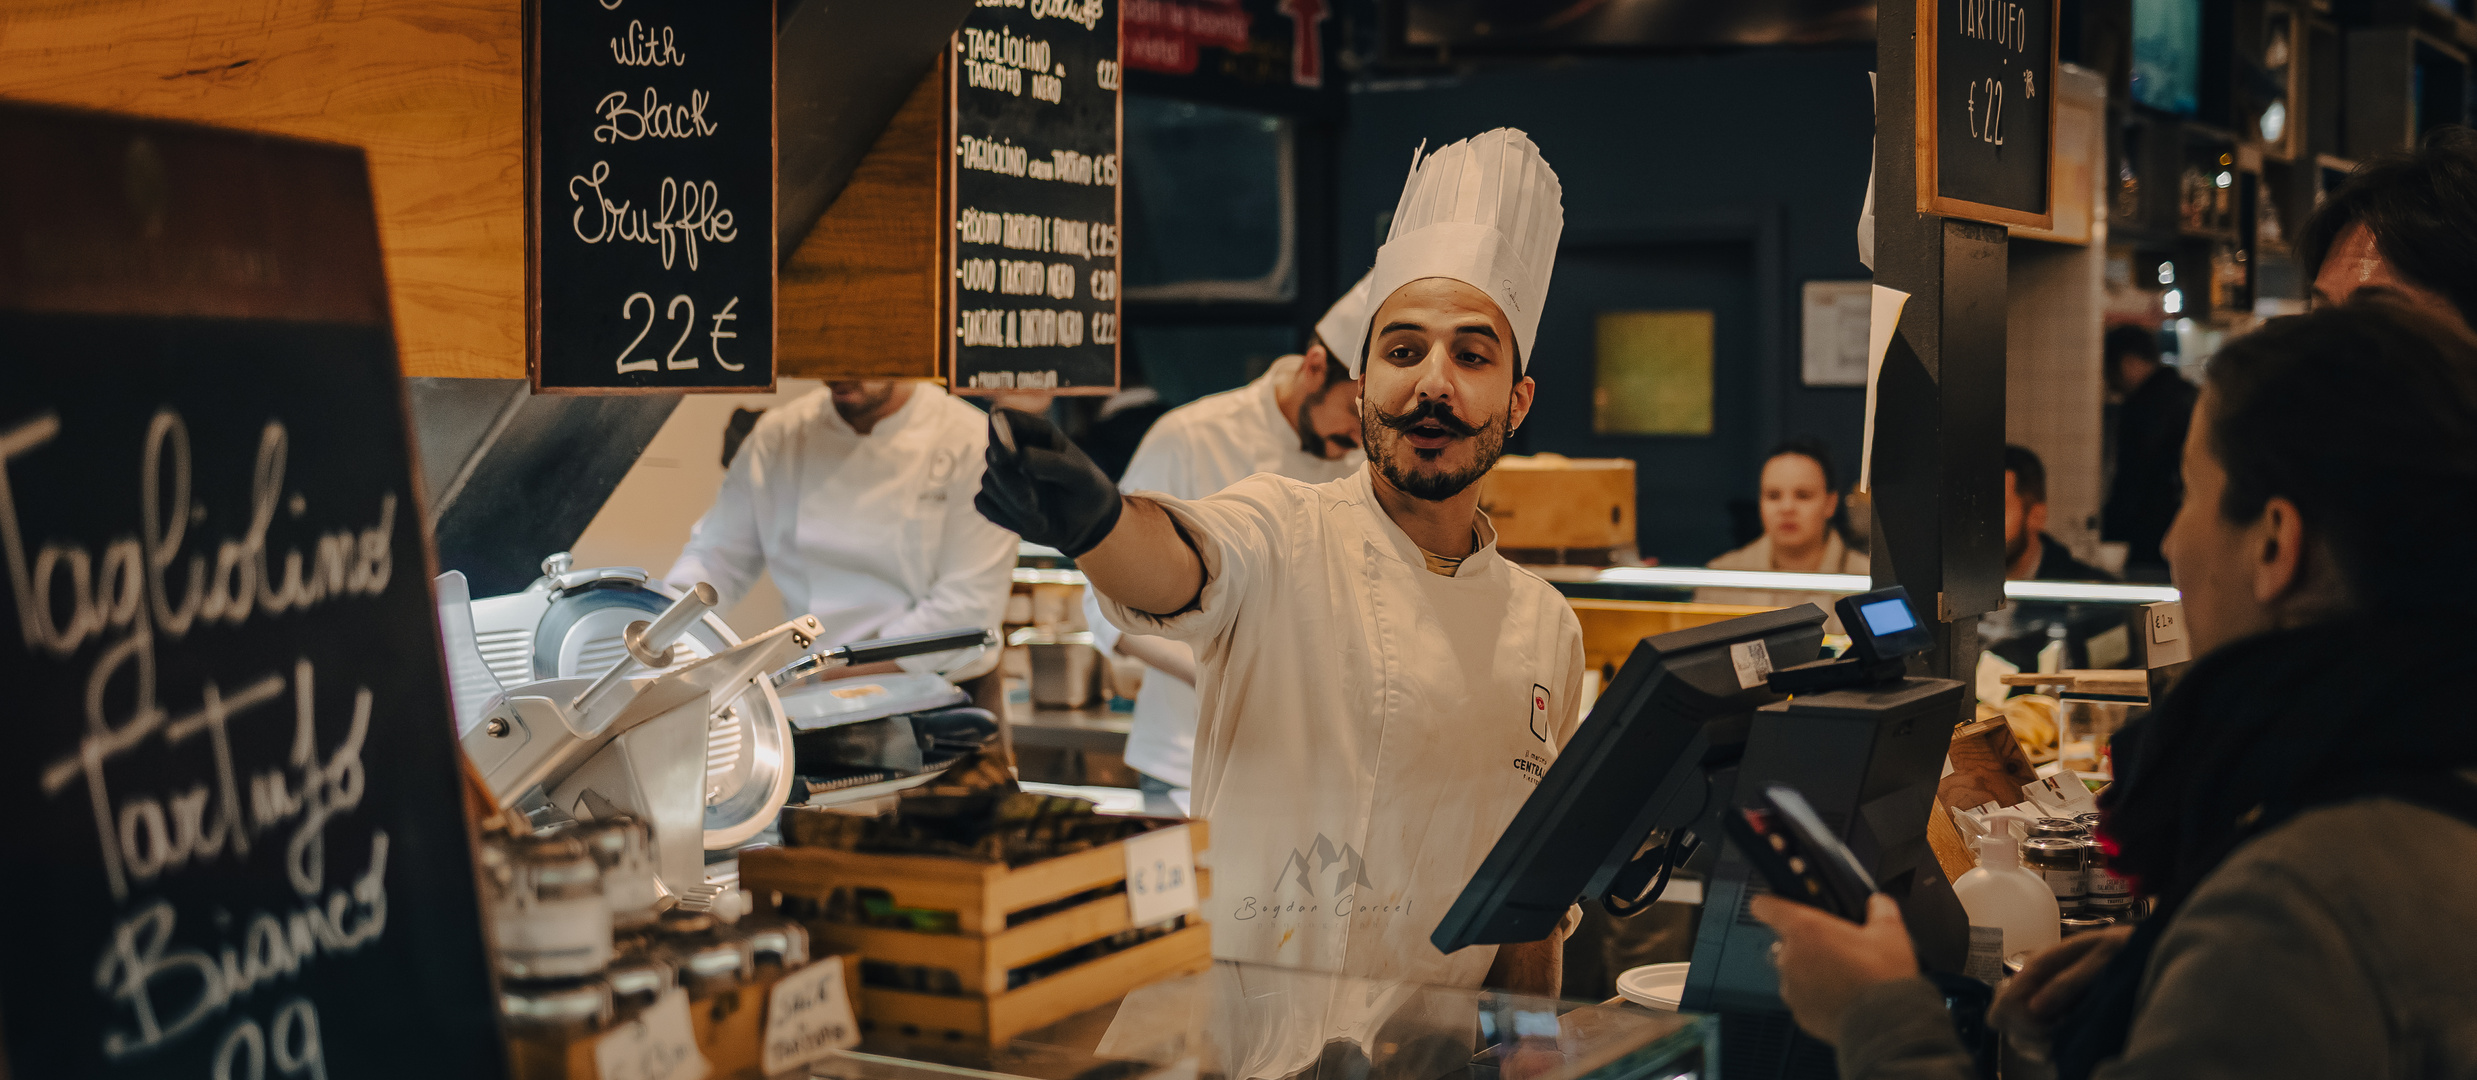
[{"x1": 1078, "y1": 496, "x2": 1204, "y2": 616}]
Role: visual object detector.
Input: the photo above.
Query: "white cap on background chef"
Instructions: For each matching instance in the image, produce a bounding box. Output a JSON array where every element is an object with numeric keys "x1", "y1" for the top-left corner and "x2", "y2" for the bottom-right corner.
[
  {"x1": 975, "y1": 129, "x2": 1580, "y2": 995},
  {"x1": 1081, "y1": 273, "x2": 1376, "y2": 811},
  {"x1": 670, "y1": 380, "x2": 1017, "y2": 678}
]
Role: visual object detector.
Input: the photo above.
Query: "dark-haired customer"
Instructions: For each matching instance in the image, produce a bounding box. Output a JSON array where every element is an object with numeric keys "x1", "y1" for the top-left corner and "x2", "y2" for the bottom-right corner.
[
  {"x1": 2300, "y1": 125, "x2": 2477, "y2": 331},
  {"x1": 1754, "y1": 300, "x2": 2477, "y2": 1079},
  {"x1": 1697, "y1": 438, "x2": 1871, "y2": 629}
]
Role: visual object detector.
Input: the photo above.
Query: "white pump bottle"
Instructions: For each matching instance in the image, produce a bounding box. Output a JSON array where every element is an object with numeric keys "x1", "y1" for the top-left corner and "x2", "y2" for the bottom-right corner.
[{"x1": 1951, "y1": 830, "x2": 2061, "y2": 983}]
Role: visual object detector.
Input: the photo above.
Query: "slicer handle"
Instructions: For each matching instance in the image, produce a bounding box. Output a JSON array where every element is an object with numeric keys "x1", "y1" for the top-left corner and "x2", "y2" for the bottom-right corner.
[{"x1": 836, "y1": 627, "x2": 995, "y2": 667}]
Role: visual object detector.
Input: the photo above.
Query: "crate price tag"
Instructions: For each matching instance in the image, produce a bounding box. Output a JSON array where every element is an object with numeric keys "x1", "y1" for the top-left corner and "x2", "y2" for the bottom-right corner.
[
  {"x1": 763, "y1": 956, "x2": 859, "y2": 1074},
  {"x1": 595, "y1": 990, "x2": 709, "y2": 1080},
  {"x1": 1124, "y1": 824, "x2": 1199, "y2": 927}
]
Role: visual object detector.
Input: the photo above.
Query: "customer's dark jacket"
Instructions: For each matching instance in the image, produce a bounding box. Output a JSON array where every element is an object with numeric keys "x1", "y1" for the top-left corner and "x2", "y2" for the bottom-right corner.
[
  {"x1": 2030, "y1": 534, "x2": 2114, "y2": 582},
  {"x1": 1832, "y1": 614, "x2": 2477, "y2": 1080},
  {"x1": 2101, "y1": 368, "x2": 2199, "y2": 574}
]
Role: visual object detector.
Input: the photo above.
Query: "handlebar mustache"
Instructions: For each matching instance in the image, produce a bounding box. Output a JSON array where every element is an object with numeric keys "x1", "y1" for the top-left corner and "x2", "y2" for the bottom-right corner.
[{"x1": 1370, "y1": 399, "x2": 1479, "y2": 438}]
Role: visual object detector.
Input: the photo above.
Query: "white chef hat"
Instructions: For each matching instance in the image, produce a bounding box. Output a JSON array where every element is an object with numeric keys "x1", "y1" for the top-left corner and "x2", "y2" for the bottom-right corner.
[
  {"x1": 1365, "y1": 128, "x2": 1565, "y2": 375},
  {"x1": 1314, "y1": 271, "x2": 1375, "y2": 377}
]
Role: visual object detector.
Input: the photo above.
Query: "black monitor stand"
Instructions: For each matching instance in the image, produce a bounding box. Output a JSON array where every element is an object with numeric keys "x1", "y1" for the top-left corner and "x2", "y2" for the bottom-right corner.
[{"x1": 1682, "y1": 676, "x2": 1971, "y2": 1080}]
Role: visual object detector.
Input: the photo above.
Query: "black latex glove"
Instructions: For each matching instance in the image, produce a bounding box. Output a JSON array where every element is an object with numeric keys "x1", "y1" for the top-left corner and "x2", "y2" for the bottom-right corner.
[{"x1": 975, "y1": 407, "x2": 1124, "y2": 557}]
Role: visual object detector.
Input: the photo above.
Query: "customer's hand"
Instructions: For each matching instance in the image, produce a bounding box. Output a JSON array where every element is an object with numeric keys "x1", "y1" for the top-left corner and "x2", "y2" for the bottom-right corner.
[
  {"x1": 1750, "y1": 893, "x2": 1921, "y2": 1045},
  {"x1": 1990, "y1": 925, "x2": 2135, "y2": 1048},
  {"x1": 975, "y1": 408, "x2": 1123, "y2": 557}
]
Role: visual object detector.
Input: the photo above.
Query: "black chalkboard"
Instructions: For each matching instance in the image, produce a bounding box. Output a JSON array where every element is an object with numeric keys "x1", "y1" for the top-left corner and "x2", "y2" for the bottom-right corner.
[
  {"x1": 948, "y1": 1, "x2": 1123, "y2": 395},
  {"x1": 0, "y1": 106, "x2": 505, "y2": 1077},
  {"x1": 1920, "y1": 0, "x2": 2057, "y2": 228},
  {"x1": 535, "y1": 0, "x2": 777, "y2": 393}
]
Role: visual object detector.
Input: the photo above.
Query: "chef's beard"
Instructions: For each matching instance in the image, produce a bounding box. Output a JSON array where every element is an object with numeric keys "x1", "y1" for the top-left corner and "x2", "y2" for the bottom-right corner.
[
  {"x1": 1295, "y1": 393, "x2": 1360, "y2": 459},
  {"x1": 2006, "y1": 526, "x2": 2032, "y2": 568},
  {"x1": 1362, "y1": 397, "x2": 1507, "y2": 502}
]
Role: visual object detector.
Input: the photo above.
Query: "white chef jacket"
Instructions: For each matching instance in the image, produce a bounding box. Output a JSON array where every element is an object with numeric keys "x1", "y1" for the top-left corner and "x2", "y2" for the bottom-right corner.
[
  {"x1": 1098, "y1": 468, "x2": 1586, "y2": 988},
  {"x1": 1083, "y1": 354, "x2": 1363, "y2": 787},
  {"x1": 667, "y1": 384, "x2": 1017, "y2": 675}
]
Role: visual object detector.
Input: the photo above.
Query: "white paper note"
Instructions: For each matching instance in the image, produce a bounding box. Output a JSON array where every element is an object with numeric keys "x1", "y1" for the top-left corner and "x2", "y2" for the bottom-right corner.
[
  {"x1": 595, "y1": 991, "x2": 709, "y2": 1080},
  {"x1": 1859, "y1": 284, "x2": 1912, "y2": 493},
  {"x1": 1728, "y1": 640, "x2": 1774, "y2": 689},
  {"x1": 763, "y1": 956, "x2": 860, "y2": 1075},
  {"x1": 1124, "y1": 824, "x2": 1200, "y2": 928}
]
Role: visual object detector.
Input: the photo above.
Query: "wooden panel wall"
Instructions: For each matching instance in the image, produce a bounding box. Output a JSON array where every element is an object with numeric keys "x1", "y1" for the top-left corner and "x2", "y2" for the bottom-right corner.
[
  {"x1": 0, "y1": 0, "x2": 528, "y2": 378},
  {"x1": 777, "y1": 55, "x2": 947, "y2": 381}
]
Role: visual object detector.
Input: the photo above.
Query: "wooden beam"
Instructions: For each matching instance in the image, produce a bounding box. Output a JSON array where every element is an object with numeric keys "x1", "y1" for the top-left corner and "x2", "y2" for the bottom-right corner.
[
  {"x1": 0, "y1": 0, "x2": 527, "y2": 378},
  {"x1": 777, "y1": 54, "x2": 948, "y2": 381}
]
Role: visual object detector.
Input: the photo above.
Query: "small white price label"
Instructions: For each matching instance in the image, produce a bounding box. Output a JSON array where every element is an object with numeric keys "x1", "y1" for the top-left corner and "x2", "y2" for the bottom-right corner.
[
  {"x1": 1123, "y1": 824, "x2": 1199, "y2": 928},
  {"x1": 763, "y1": 956, "x2": 860, "y2": 1075},
  {"x1": 594, "y1": 990, "x2": 709, "y2": 1080},
  {"x1": 1728, "y1": 640, "x2": 1774, "y2": 689}
]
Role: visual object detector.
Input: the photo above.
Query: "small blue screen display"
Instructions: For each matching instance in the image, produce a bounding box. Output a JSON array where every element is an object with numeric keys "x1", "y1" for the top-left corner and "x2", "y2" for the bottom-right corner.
[{"x1": 1860, "y1": 597, "x2": 1918, "y2": 636}]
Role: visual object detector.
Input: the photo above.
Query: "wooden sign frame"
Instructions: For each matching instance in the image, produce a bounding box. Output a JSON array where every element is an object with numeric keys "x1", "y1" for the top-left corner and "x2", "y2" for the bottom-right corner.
[
  {"x1": 527, "y1": 0, "x2": 781, "y2": 395},
  {"x1": 1915, "y1": 0, "x2": 2060, "y2": 230}
]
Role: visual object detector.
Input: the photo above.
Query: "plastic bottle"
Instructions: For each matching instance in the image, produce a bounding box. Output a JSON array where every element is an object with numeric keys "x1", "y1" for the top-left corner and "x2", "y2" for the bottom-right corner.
[{"x1": 1951, "y1": 831, "x2": 2061, "y2": 984}]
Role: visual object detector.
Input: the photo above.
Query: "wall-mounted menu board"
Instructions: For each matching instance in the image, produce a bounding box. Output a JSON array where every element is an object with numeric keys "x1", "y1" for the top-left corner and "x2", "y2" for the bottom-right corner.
[
  {"x1": 0, "y1": 105, "x2": 504, "y2": 1078},
  {"x1": 947, "y1": 0, "x2": 1123, "y2": 395},
  {"x1": 534, "y1": 0, "x2": 777, "y2": 393},
  {"x1": 1915, "y1": 0, "x2": 2057, "y2": 229}
]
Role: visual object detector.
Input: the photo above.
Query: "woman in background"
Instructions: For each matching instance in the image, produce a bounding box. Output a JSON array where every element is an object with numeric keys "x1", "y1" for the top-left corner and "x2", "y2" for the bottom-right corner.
[{"x1": 1697, "y1": 437, "x2": 1870, "y2": 626}]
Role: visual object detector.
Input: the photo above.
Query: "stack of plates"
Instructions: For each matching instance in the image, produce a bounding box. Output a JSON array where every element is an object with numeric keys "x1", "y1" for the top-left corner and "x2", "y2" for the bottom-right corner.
[{"x1": 1614, "y1": 963, "x2": 1691, "y2": 1011}]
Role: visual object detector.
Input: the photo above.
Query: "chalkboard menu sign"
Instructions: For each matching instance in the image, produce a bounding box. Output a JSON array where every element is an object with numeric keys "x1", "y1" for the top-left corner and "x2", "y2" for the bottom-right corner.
[
  {"x1": 1915, "y1": 0, "x2": 2057, "y2": 229},
  {"x1": 948, "y1": 0, "x2": 1124, "y2": 395},
  {"x1": 0, "y1": 106, "x2": 504, "y2": 1077},
  {"x1": 534, "y1": 0, "x2": 777, "y2": 393}
]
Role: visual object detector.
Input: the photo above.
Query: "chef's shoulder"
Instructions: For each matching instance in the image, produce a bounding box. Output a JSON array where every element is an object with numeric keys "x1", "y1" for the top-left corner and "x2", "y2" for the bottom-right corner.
[
  {"x1": 1184, "y1": 470, "x2": 1331, "y2": 518},
  {"x1": 1501, "y1": 559, "x2": 1585, "y2": 637},
  {"x1": 1130, "y1": 383, "x2": 1246, "y2": 460},
  {"x1": 733, "y1": 388, "x2": 832, "y2": 459},
  {"x1": 1156, "y1": 471, "x2": 1347, "y2": 555}
]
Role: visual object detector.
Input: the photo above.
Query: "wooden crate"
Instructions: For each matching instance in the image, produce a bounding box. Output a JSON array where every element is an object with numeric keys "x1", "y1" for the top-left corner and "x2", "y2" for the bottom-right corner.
[
  {"x1": 1476, "y1": 454, "x2": 1636, "y2": 551},
  {"x1": 506, "y1": 954, "x2": 862, "y2": 1080},
  {"x1": 740, "y1": 821, "x2": 1212, "y2": 1046}
]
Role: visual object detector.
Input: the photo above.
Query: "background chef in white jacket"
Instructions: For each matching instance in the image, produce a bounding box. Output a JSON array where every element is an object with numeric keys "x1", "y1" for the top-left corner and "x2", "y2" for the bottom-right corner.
[
  {"x1": 977, "y1": 129, "x2": 1582, "y2": 996},
  {"x1": 1084, "y1": 274, "x2": 1375, "y2": 810},
  {"x1": 669, "y1": 379, "x2": 1018, "y2": 678}
]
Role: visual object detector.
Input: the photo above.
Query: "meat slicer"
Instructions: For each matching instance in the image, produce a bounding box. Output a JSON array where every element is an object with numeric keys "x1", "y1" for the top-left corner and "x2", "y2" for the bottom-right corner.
[{"x1": 443, "y1": 554, "x2": 989, "y2": 905}]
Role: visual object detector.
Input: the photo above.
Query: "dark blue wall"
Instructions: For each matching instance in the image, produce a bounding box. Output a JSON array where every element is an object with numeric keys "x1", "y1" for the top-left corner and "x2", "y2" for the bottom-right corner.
[{"x1": 1338, "y1": 49, "x2": 1878, "y2": 564}]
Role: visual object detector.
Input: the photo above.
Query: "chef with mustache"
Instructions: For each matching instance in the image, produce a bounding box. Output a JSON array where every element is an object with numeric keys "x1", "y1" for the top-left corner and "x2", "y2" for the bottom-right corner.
[{"x1": 975, "y1": 129, "x2": 1582, "y2": 995}]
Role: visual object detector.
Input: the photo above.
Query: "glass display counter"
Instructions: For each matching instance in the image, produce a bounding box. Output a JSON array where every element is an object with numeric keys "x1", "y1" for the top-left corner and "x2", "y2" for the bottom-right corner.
[{"x1": 814, "y1": 961, "x2": 1714, "y2": 1080}]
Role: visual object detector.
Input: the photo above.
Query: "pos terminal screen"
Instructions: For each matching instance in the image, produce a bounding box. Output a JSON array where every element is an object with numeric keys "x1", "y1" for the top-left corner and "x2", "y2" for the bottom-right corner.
[{"x1": 1859, "y1": 597, "x2": 1918, "y2": 636}]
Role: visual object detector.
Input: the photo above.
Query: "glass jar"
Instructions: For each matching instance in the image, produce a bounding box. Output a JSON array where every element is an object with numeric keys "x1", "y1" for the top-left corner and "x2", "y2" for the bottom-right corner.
[
  {"x1": 500, "y1": 975, "x2": 615, "y2": 1038},
  {"x1": 739, "y1": 915, "x2": 811, "y2": 974},
  {"x1": 605, "y1": 943, "x2": 678, "y2": 1020},
  {"x1": 484, "y1": 834, "x2": 614, "y2": 980},
  {"x1": 2020, "y1": 836, "x2": 2089, "y2": 918},
  {"x1": 576, "y1": 815, "x2": 666, "y2": 933},
  {"x1": 2027, "y1": 818, "x2": 2088, "y2": 841},
  {"x1": 652, "y1": 910, "x2": 755, "y2": 999},
  {"x1": 2080, "y1": 836, "x2": 2133, "y2": 917}
]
